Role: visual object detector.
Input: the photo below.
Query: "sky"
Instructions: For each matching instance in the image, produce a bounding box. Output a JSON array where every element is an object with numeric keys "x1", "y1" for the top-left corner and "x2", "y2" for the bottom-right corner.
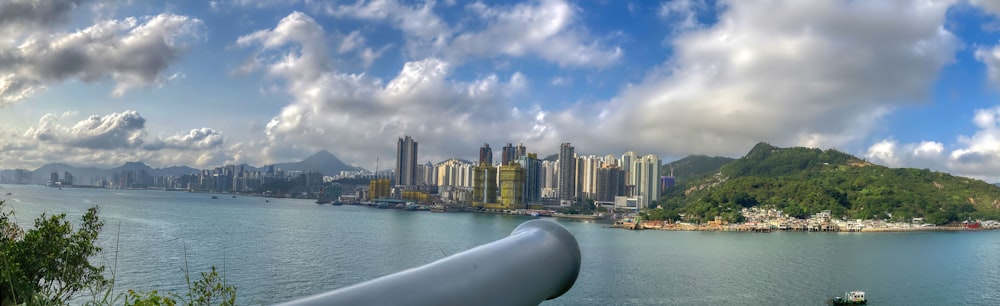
[{"x1": 2, "y1": 0, "x2": 1000, "y2": 182}]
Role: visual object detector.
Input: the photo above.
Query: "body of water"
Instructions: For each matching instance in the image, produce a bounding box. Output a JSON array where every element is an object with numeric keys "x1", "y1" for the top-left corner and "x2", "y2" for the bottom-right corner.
[{"x1": 2, "y1": 184, "x2": 999, "y2": 305}]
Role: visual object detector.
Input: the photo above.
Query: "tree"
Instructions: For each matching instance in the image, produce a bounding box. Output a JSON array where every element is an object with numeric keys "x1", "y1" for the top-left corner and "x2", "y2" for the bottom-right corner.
[{"x1": 1, "y1": 201, "x2": 107, "y2": 306}]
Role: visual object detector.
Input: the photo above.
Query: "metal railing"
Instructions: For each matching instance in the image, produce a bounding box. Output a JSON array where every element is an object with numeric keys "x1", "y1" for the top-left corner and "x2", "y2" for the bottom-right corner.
[{"x1": 277, "y1": 219, "x2": 581, "y2": 306}]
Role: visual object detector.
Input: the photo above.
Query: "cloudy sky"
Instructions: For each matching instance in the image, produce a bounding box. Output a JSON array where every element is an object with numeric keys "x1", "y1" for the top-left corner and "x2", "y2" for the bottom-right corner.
[{"x1": 2, "y1": 0, "x2": 1000, "y2": 181}]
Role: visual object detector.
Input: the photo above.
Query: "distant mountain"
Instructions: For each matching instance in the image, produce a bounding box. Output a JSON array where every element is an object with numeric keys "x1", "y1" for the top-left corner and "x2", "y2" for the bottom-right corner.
[
  {"x1": 269, "y1": 150, "x2": 361, "y2": 176},
  {"x1": 29, "y1": 163, "x2": 111, "y2": 185},
  {"x1": 0, "y1": 150, "x2": 361, "y2": 184},
  {"x1": 659, "y1": 142, "x2": 1000, "y2": 225},
  {"x1": 152, "y1": 166, "x2": 200, "y2": 177},
  {"x1": 663, "y1": 155, "x2": 735, "y2": 182}
]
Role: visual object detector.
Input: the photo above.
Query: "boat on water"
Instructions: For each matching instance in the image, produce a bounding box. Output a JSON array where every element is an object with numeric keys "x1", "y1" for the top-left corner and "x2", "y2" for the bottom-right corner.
[
  {"x1": 332, "y1": 200, "x2": 343, "y2": 206},
  {"x1": 829, "y1": 291, "x2": 866, "y2": 305},
  {"x1": 211, "y1": 196, "x2": 218, "y2": 199},
  {"x1": 316, "y1": 198, "x2": 331, "y2": 205}
]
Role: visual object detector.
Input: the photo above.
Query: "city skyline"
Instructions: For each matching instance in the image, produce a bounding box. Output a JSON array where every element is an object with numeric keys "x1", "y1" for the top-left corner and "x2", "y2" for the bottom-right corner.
[{"x1": 3, "y1": 1, "x2": 1000, "y2": 182}]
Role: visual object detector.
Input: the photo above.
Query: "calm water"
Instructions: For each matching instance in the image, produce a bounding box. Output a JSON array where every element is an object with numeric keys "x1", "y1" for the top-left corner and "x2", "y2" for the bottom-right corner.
[{"x1": 2, "y1": 184, "x2": 999, "y2": 305}]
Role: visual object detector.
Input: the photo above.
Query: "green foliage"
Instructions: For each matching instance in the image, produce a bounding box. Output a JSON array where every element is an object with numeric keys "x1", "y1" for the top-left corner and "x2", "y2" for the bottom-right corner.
[
  {"x1": 660, "y1": 143, "x2": 1000, "y2": 225},
  {"x1": 185, "y1": 266, "x2": 236, "y2": 306},
  {"x1": 1, "y1": 201, "x2": 107, "y2": 306},
  {"x1": 124, "y1": 290, "x2": 176, "y2": 306},
  {"x1": 1, "y1": 201, "x2": 237, "y2": 306},
  {"x1": 662, "y1": 155, "x2": 735, "y2": 182}
]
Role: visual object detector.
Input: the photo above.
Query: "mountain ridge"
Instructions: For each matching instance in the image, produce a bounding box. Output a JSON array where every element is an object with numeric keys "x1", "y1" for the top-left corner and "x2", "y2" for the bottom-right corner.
[
  {"x1": 657, "y1": 142, "x2": 1000, "y2": 225},
  {"x1": 0, "y1": 150, "x2": 358, "y2": 185}
]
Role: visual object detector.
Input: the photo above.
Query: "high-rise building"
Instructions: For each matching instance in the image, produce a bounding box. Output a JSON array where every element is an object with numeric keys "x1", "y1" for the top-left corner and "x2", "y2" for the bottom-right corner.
[
  {"x1": 472, "y1": 164, "x2": 497, "y2": 205},
  {"x1": 395, "y1": 136, "x2": 418, "y2": 186},
  {"x1": 632, "y1": 154, "x2": 662, "y2": 209},
  {"x1": 416, "y1": 162, "x2": 436, "y2": 186},
  {"x1": 621, "y1": 151, "x2": 638, "y2": 190},
  {"x1": 558, "y1": 143, "x2": 576, "y2": 201},
  {"x1": 479, "y1": 143, "x2": 493, "y2": 165},
  {"x1": 498, "y1": 164, "x2": 525, "y2": 209},
  {"x1": 515, "y1": 154, "x2": 541, "y2": 205},
  {"x1": 595, "y1": 165, "x2": 625, "y2": 202},
  {"x1": 516, "y1": 143, "x2": 527, "y2": 159},
  {"x1": 501, "y1": 142, "x2": 517, "y2": 165}
]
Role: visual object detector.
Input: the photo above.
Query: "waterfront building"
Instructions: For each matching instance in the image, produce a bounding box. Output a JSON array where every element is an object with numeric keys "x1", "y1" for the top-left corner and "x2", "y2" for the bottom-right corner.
[
  {"x1": 516, "y1": 143, "x2": 527, "y2": 160},
  {"x1": 578, "y1": 155, "x2": 601, "y2": 199},
  {"x1": 369, "y1": 178, "x2": 391, "y2": 201},
  {"x1": 631, "y1": 154, "x2": 662, "y2": 208},
  {"x1": 436, "y1": 158, "x2": 474, "y2": 188},
  {"x1": 596, "y1": 165, "x2": 625, "y2": 202},
  {"x1": 479, "y1": 143, "x2": 493, "y2": 165},
  {"x1": 558, "y1": 143, "x2": 576, "y2": 201},
  {"x1": 621, "y1": 151, "x2": 638, "y2": 194},
  {"x1": 498, "y1": 164, "x2": 525, "y2": 209},
  {"x1": 472, "y1": 164, "x2": 498, "y2": 206},
  {"x1": 541, "y1": 160, "x2": 558, "y2": 199},
  {"x1": 395, "y1": 136, "x2": 418, "y2": 186},
  {"x1": 515, "y1": 154, "x2": 542, "y2": 205},
  {"x1": 416, "y1": 162, "x2": 436, "y2": 186}
]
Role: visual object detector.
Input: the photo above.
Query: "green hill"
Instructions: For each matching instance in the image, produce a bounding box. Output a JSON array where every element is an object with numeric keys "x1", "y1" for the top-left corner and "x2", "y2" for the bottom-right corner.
[
  {"x1": 656, "y1": 143, "x2": 1000, "y2": 225},
  {"x1": 662, "y1": 155, "x2": 735, "y2": 182}
]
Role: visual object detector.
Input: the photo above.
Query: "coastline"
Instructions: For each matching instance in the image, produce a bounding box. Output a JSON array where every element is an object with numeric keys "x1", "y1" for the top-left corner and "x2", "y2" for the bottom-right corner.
[{"x1": 615, "y1": 222, "x2": 1000, "y2": 233}]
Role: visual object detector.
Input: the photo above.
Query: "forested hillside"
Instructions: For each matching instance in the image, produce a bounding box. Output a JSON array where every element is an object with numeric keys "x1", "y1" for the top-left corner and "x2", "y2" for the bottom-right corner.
[{"x1": 656, "y1": 143, "x2": 1000, "y2": 225}]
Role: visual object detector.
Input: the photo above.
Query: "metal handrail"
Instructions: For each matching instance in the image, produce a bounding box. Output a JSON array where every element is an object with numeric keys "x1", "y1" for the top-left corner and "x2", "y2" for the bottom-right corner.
[{"x1": 277, "y1": 219, "x2": 581, "y2": 306}]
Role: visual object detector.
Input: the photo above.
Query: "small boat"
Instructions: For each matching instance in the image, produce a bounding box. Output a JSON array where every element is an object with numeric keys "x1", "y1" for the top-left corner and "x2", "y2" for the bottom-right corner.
[
  {"x1": 316, "y1": 198, "x2": 331, "y2": 205},
  {"x1": 829, "y1": 291, "x2": 866, "y2": 305},
  {"x1": 332, "y1": 200, "x2": 343, "y2": 206},
  {"x1": 4, "y1": 192, "x2": 10, "y2": 195},
  {"x1": 211, "y1": 196, "x2": 218, "y2": 199}
]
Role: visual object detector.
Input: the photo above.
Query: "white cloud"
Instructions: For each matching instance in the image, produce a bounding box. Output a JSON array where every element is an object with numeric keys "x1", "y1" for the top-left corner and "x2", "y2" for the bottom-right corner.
[
  {"x1": 0, "y1": 111, "x2": 231, "y2": 169},
  {"x1": 970, "y1": 0, "x2": 1000, "y2": 16},
  {"x1": 0, "y1": 13, "x2": 204, "y2": 104},
  {"x1": 236, "y1": 12, "x2": 546, "y2": 166},
  {"x1": 579, "y1": 0, "x2": 958, "y2": 158},
  {"x1": 324, "y1": 0, "x2": 621, "y2": 68},
  {"x1": 658, "y1": 0, "x2": 707, "y2": 32},
  {"x1": 866, "y1": 107, "x2": 1000, "y2": 182},
  {"x1": 975, "y1": 42, "x2": 1000, "y2": 86},
  {"x1": 447, "y1": 0, "x2": 622, "y2": 67}
]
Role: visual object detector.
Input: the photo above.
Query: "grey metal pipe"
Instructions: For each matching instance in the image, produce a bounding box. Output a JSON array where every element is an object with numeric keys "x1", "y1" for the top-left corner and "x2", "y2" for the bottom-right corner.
[{"x1": 277, "y1": 219, "x2": 581, "y2": 306}]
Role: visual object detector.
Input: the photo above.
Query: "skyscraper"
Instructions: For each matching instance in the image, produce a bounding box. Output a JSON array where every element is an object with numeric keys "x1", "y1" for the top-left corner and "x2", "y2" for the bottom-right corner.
[
  {"x1": 632, "y1": 154, "x2": 662, "y2": 209},
  {"x1": 501, "y1": 142, "x2": 517, "y2": 165},
  {"x1": 515, "y1": 154, "x2": 541, "y2": 204},
  {"x1": 516, "y1": 143, "x2": 527, "y2": 159},
  {"x1": 395, "y1": 136, "x2": 418, "y2": 186},
  {"x1": 558, "y1": 143, "x2": 576, "y2": 201},
  {"x1": 479, "y1": 143, "x2": 493, "y2": 165}
]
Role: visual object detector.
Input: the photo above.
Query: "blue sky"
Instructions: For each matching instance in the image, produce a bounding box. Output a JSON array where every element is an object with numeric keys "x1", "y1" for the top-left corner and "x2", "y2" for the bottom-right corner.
[{"x1": 2, "y1": 0, "x2": 1000, "y2": 182}]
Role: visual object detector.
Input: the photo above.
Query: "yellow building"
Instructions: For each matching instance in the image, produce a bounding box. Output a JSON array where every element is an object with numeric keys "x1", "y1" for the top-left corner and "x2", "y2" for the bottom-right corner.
[
  {"x1": 368, "y1": 178, "x2": 390, "y2": 201},
  {"x1": 498, "y1": 164, "x2": 525, "y2": 210},
  {"x1": 402, "y1": 191, "x2": 429, "y2": 202},
  {"x1": 472, "y1": 164, "x2": 497, "y2": 208}
]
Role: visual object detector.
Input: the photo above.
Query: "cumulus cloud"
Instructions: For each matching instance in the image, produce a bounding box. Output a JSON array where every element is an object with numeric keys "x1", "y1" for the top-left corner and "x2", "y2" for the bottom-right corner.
[
  {"x1": 0, "y1": 0, "x2": 87, "y2": 35},
  {"x1": 970, "y1": 0, "x2": 1000, "y2": 16},
  {"x1": 447, "y1": 0, "x2": 622, "y2": 67},
  {"x1": 975, "y1": 42, "x2": 1000, "y2": 86},
  {"x1": 866, "y1": 107, "x2": 1000, "y2": 181},
  {"x1": 0, "y1": 13, "x2": 204, "y2": 104},
  {"x1": 236, "y1": 11, "x2": 544, "y2": 166},
  {"x1": 324, "y1": 0, "x2": 621, "y2": 68},
  {"x1": 575, "y1": 0, "x2": 957, "y2": 158},
  {"x1": 0, "y1": 111, "x2": 230, "y2": 169},
  {"x1": 658, "y1": 0, "x2": 708, "y2": 32}
]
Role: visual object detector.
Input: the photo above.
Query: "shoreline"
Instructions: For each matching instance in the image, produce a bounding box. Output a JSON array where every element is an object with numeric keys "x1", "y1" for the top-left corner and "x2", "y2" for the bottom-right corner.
[{"x1": 615, "y1": 222, "x2": 1000, "y2": 233}]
